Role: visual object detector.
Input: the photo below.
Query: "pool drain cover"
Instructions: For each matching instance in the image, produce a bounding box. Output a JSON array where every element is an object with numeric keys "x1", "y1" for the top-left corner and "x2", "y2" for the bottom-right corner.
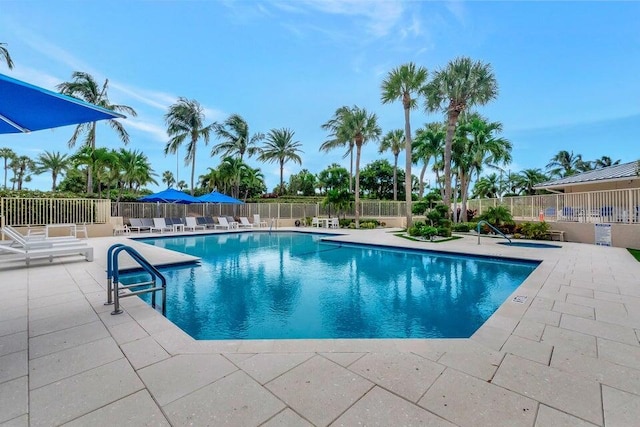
[{"x1": 512, "y1": 295, "x2": 528, "y2": 304}]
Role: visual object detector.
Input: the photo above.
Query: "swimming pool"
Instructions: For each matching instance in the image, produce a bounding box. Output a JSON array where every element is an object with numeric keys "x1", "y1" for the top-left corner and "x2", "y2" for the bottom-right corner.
[
  {"x1": 131, "y1": 232, "x2": 539, "y2": 340},
  {"x1": 498, "y1": 241, "x2": 561, "y2": 249}
]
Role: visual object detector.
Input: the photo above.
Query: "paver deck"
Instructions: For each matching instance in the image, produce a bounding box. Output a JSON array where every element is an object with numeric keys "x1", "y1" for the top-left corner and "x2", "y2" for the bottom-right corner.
[{"x1": 1, "y1": 228, "x2": 639, "y2": 426}]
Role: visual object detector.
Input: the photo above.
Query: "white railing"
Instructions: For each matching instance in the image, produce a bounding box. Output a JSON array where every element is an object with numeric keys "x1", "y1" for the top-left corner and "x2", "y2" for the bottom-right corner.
[
  {"x1": 0, "y1": 197, "x2": 111, "y2": 226},
  {"x1": 466, "y1": 188, "x2": 640, "y2": 224},
  {"x1": 112, "y1": 201, "x2": 408, "y2": 220}
]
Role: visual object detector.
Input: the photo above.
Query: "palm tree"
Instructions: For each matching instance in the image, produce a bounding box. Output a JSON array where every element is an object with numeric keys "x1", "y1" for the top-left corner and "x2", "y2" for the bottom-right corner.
[
  {"x1": 320, "y1": 106, "x2": 356, "y2": 192},
  {"x1": 381, "y1": 62, "x2": 428, "y2": 226},
  {"x1": 338, "y1": 106, "x2": 381, "y2": 227},
  {"x1": 0, "y1": 42, "x2": 14, "y2": 69},
  {"x1": 546, "y1": 150, "x2": 584, "y2": 177},
  {"x1": 471, "y1": 173, "x2": 501, "y2": 199},
  {"x1": 423, "y1": 57, "x2": 498, "y2": 212},
  {"x1": 162, "y1": 170, "x2": 175, "y2": 188},
  {"x1": 57, "y1": 72, "x2": 137, "y2": 194},
  {"x1": 258, "y1": 128, "x2": 303, "y2": 195},
  {"x1": 177, "y1": 180, "x2": 188, "y2": 191},
  {"x1": 0, "y1": 147, "x2": 16, "y2": 189},
  {"x1": 164, "y1": 97, "x2": 214, "y2": 195},
  {"x1": 218, "y1": 156, "x2": 248, "y2": 198},
  {"x1": 594, "y1": 156, "x2": 621, "y2": 169},
  {"x1": 34, "y1": 151, "x2": 70, "y2": 191},
  {"x1": 9, "y1": 155, "x2": 35, "y2": 190},
  {"x1": 454, "y1": 113, "x2": 511, "y2": 221},
  {"x1": 212, "y1": 114, "x2": 264, "y2": 161},
  {"x1": 118, "y1": 148, "x2": 156, "y2": 192},
  {"x1": 412, "y1": 123, "x2": 445, "y2": 198},
  {"x1": 240, "y1": 167, "x2": 266, "y2": 200},
  {"x1": 513, "y1": 168, "x2": 549, "y2": 195},
  {"x1": 378, "y1": 129, "x2": 405, "y2": 201}
]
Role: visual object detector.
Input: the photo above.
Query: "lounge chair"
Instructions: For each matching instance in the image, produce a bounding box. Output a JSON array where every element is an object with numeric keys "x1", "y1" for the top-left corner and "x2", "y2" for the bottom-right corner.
[
  {"x1": 197, "y1": 216, "x2": 217, "y2": 229},
  {"x1": 225, "y1": 216, "x2": 239, "y2": 229},
  {"x1": 216, "y1": 217, "x2": 231, "y2": 230},
  {"x1": 1, "y1": 225, "x2": 80, "y2": 245},
  {"x1": 329, "y1": 217, "x2": 339, "y2": 229},
  {"x1": 129, "y1": 218, "x2": 151, "y2": 233},
  {"x1": 253, "y1": 214, "x2": 268, "y2": 228},
  {"x1": 311, "y1": 217, "x2": 320, "y2": 228},
  {"x1": 110, "y1": 217, "x2": 131, "y2": 235},
  {"x1": 0, "y1": 226, "x2": 93, "y2": 265},
  {"x1": 151, "y1": 218, "x2": 173, "y2": 233},
  {"x1": 238, "y1": 217, "x2": 254, "y2": 228},
  {"x1": 184, "y1": 217, "x2": 206, "y2": 231}
]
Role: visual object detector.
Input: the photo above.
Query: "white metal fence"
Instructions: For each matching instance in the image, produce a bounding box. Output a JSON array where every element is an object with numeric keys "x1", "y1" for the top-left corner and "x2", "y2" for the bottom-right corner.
[
  {"x1": 467, "y1": 188, "x2": 640, "y2": 224},
  {"x1": 112, "y1": 201, "x2": 408, "y2": 221},
  {"x1": 0, "y1": 197, "x2": 111, "y2": 226}
]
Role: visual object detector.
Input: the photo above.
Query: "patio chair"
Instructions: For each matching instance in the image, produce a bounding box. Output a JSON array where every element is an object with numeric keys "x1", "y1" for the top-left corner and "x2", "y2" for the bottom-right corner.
[
  {"x1": 225, "y1": 216, "x2": 239, "y2": 229},
  {"x1": 110, "y1": 217, "x2": 131, "y2": 236},
  {"x1": 238, "y1": 217, "x2": 254, "y2": 228},
  {"x1": 0, "y1": 226, "x2": 93, "y2": 265},
  {"x1": 311, "y1": 217, "x2": 320, "y2": 228},
  {"x1": 184, "y1": 217, "x2": 206, "y2": 231},
  {"x1": 200, "y1": 216, "x2": 217, "y2": 229},
  {"x1": 253, "y1": 214, "x2": 268, "y2": 228},
  {"x1": 329, "y1": 217, "x2": 339, "y2": 229},
  {"x1": 216, "y1": 217, "x2": 231, "y2": 230},
  {"x1": 151, "y1": 218, "x2": 173, "y2": 233},
  {"x1": 129, "y1": 218, "x2": 151, "y2": 233},
  {"x1": 141, "y1": 218, "x2": 155, "y2": 231}
]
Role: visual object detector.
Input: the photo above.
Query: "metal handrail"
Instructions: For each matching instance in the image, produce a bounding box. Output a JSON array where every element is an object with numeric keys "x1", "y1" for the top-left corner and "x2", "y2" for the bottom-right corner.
[
  {"x1": 476, "y1": 220, "x2": 512, "y2": 245},
  {"x1": 105, "y1": 244, "x2": 167, "y2": 315}
]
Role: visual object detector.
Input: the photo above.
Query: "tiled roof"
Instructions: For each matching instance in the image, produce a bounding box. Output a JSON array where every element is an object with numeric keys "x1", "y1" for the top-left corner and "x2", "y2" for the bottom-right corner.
[{"x1": 534, "y1": 160, "x2": 640, "y2": 189}]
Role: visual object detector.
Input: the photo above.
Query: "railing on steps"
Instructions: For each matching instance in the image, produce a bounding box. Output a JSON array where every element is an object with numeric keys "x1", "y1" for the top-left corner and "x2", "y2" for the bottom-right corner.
[{"x1": 105, "y1": 243, "x2": 167, "y2": 316}]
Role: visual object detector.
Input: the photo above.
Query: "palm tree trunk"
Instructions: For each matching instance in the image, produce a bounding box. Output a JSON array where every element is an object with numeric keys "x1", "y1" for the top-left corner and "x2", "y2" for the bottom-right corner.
[
  {"x1": 443, "y1": 110, "x2": 460, "y2": 215},
  {"x1": 418, "y1": 161, "x2": 428, "y2": 198},
  {"x1": 87, "y1": 123, "x2": 97, "y2": 195},
  {"x1": 461, "y1": 174, "x2": 472, "y2": 222},
  {"x1": 52, "y1": 172, "x2": 57, "y2": 191},
  {"x1": 190, "y1": 143, "x2": 196, "y2": 195},
  {"x1": 404, "y1": 105, "x2": 413, "y2": 228},
  {"x1": 393, "y1": 154, "x2": 398, "y2": 201},
  {"x1": 279, "y1": 160, "x2": 284, "y2": 195},
  {"x1": 3, "y1": 159, "x2": 7, "y2": 189},
  {"x1": 355, "y1": 143, "x2": 362, "y2": 228},
  {"x1": 349, "y1": 146, "x2": 354, "y2": 193}
]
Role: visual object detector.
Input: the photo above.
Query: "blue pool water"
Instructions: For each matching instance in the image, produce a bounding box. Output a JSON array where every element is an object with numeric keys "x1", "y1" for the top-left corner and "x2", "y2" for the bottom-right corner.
[{"x1": 129, "y1": 232, "x2": 538, "y2": 340}]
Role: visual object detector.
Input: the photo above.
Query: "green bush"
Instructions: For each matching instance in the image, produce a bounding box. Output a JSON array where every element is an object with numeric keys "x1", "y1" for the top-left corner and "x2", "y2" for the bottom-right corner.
[
  {"x1": 518, "y1": 221, "x2": 551, "y2": 240},
  {"x1": 437, "y1": 226, "x2": 452, "y2": 237},
  {"x1": 360, "y1": 221, "x2": 377, "y2": 229},
  {"x1": 452, "y1": 223, "x2": 471, "y2": 232},
  {"x1": 408, "y1": 225, "x2": 421, "y2": 236},
  {"x1": 421, "y1": 226, "x2": 439, "y2": 239}
]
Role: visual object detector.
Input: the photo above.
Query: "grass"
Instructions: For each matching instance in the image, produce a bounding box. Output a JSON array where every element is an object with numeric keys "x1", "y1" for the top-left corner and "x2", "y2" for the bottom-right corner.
[{"x1": 628, "y1": 248, "x2": 640, "y2": 262}]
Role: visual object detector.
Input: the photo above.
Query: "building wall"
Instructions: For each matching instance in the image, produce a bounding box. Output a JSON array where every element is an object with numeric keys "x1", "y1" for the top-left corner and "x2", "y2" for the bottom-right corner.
[{"x1": 517, "y1": 221, "x2": 640, "y2": 249}]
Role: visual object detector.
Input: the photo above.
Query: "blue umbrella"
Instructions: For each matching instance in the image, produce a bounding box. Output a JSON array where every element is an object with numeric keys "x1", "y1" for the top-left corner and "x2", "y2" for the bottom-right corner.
[
  {"x1": 139, "y1": 188, "x2": 200, "y2": 204},
  {"x1": 198, "y1": 191, "x2": 244, "y2": 204},
  {"x1": 0, "y1": 72, "x2": 125, "y2": 134}
]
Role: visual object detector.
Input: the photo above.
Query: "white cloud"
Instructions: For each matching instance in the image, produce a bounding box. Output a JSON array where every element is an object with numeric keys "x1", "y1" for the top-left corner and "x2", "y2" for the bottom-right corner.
[
  {"x1": 445, "y1": 0, "x2": 467, "y2": 25},
  {"x1": 125, "y1": 119, "x2": 168, "y2": 142}
]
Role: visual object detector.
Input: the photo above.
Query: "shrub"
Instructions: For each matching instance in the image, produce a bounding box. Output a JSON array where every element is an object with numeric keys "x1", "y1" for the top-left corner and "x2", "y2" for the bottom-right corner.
[
  {"x1": 360, "y1": 221, "x2": 377, "y2": 229},
  {"x1": 421, "y1": 226, "x2": 439, "y2": 239},
  {"x1": 408, "y1": 225, "x2": 421, "y2": 236},
  {"x1": 452, "y1": 223, "x2": 471, "y2": 232},
  {"x1": 437, "y1": 226, "x2": 452, "y2": 237},
  {"x1": 518, "y1": 221, "x2": 551, "y2": 240}
]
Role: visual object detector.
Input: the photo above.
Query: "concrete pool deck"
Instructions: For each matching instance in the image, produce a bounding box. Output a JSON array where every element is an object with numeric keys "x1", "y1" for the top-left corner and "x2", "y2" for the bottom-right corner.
[{"x1": 1, "y1": 228, "x2": 639, "y2": 426}]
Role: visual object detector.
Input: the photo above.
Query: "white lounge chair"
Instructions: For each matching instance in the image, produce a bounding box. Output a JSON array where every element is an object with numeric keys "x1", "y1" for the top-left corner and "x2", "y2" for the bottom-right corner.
[
  {"x1": 1, "y1": 225, "x2": 81, "y2": 246},
  {"x1": 151, "y1": 218, "x2": 173, "y2": 233},
  {"x1": 253, "y1": 214, "x2": 268, "y2": 228},
  {"x1": 238, "y1": 217, "x2": 254, "y2": 228},
  {"x1": 215, "y1": 217, "x2": 231, "y2": 230},
  {"x1": 0, "y1": 226, "x2": 93, "y2": 265},
  {"x1": 329, "y1": 217, "x2": 339, "y2": 228},
  {"x1": 184, "y1": 217, "x2": 206, "y2": 231},
  {"x1": 311, "y1": 217, "x2": 320, "y2": 228}
]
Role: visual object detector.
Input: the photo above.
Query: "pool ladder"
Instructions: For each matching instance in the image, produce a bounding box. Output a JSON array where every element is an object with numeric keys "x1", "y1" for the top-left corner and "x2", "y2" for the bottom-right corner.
[
  {"x1": 105, "y1": 244, "x2": 167, "y2": 316},
  {"x1": 476, "y1": 220, "x2": 512, "y2": 245}
]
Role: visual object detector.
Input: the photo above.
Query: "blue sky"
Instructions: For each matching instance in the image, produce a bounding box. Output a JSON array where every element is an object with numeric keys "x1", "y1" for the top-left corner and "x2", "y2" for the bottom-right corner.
[{"x1": 2, "y1": 1, "x2": 639, "y2": 192}]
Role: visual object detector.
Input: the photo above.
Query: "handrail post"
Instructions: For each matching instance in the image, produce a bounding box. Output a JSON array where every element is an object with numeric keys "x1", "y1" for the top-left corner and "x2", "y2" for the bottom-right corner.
[{"x1": 105, "y1": 243, "x2": 125, "y2": 306}]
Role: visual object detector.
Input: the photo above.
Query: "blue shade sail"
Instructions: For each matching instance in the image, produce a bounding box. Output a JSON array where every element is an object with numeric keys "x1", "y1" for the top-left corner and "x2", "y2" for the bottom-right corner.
[
  {"x1": 0, "y1": 73, "x2": 125, "y2": 134},
  {"x1": 197, "y1": 191, "x2": 243, "y2": 204},
  {"x1": 138, "y1": 188, "x2": 200, "y2": 204}
]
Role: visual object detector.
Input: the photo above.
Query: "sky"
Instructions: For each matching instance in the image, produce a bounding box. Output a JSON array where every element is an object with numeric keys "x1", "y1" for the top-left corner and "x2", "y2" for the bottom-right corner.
[{"x1": 1, "y1": 0, "x2": 639, "y2": 193}]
